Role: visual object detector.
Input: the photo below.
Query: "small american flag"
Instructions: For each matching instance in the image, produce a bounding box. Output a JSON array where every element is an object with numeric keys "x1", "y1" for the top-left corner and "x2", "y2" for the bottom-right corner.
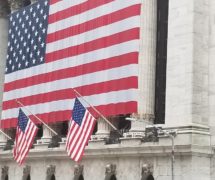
[
  {"x1": 13, "y1": 109, "x2": 38, "y2": 165},
  {"x1": 66, "y1": 98, "x2": 96, "y2": 162}
]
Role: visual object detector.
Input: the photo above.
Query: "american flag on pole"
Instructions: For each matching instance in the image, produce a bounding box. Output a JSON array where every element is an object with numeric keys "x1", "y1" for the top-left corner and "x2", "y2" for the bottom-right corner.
[
  {"x1": 2, "y1": 0, "x2": 141, "y2": 128},
  {"x1": 66, "y1": 98, "x2": 96, "y2": 162},
  {"x1": 13, "y1": 108, "x2": 38, "y2": 165}
]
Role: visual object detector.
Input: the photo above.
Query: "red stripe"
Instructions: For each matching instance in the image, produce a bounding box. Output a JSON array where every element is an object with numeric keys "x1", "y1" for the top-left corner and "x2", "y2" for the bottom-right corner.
[
  {"x1": 4, "y1": 52, "x2": 138, "y2": 92},
  {"x1": 49, "y1": 0, "x2": 114, "y2": 24},
  {"x1": 68, "y1": 113, "x2": 91, "y2": 158},
  {"x1": 1, "y1": 102, "x2": 137, "y2": 129},
  {"x1": 3, "y1": 77, "x2": 137, "y2": 110},
  {"x1": 47, "y1": 5, "x2": 141, "y2": 43},
  {"x1": 46, "y1": 28, "x2": 139, "y2": 62},
  {"x1": 76, "y1": 119, "x2": 96, "y2": 162},
  {"x1": 49, "y1": 0, "x2": 61, "y2": 5},
  {"x1": 73, "y1": 115, "x2": 95, "y2": 161}
]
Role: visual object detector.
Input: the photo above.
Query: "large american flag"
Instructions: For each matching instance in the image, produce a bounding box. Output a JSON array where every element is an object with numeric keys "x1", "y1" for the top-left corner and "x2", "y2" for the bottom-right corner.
[
  {"x1": 2, "y1": 0, "x2": 141, "y2": 128},
  {"x1": 13, "y1": 108, "x2": 38, "y2": 165},
  {"x1": 66, "y1": 98, "x2": 96, "y2": 162}
]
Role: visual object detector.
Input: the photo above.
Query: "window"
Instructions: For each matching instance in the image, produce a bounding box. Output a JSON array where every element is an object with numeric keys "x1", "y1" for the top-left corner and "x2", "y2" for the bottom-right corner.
[
  {"x1": 51, "y1": 175, "x2": 55, "y2": 180},
  {"x1": 155, "y1": 0, "x2": 169, "y2": 124}
]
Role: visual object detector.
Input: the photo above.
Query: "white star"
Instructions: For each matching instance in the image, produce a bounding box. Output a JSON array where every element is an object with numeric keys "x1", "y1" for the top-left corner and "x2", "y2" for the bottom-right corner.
[
  {"x1": 18, "y1": 63, "x2": 21, "y2": 68},
  {"x1": 32, "y1": 26, "x2": 35, "y2": 31},
  {"x1": 9, "y1": 29, "x2": 12, "y2": 34},
  {"x1": 27, "y1": 47, "x2": 30, "y2": 53},
  {"x1": 19, "y1": 18, "x2": 22, "y2": 23},
  {"x1": 23, "y1": 42, "x2": 27, "y2": 47},
  {"x1": 30, "y1": 52, "x2": 33, "y2": 58},
  {"x1": 13, "y1": 52, "x2": 16, "y2": 57},
  {"x1": 8, "y1": 42, "x2": 10, "y2": 47},
  {"x1": 9, "y1": 59, "x2": 12, "y2": 64},
  {"x1": 21, "y1": 36, "x2": 24, "y2": 42},
  {"x1": 29, "y1": 21, "x2": 32, "y2": 26},
  {"x1": 15, "y1": 57, "x2": 18, "y2": 62},
  {"x1": 19, "y1": 49, "x2": 23, "y2": 55},
  {"x1": 12, "y1": 65, "x2": 15, "y2": 70},
  {"x1": 33, "y1": 59, "x2": 36, "y2": 64},
  {"x1": 40, "y1": 57, "x2": 43, "y2": 62},
  {"x1": 17, "y1": 44, "x2": 19, "y2": 49},
  {"x1": 18, "y1": 31, "x2": 21, "y2": 36},
  {"x1": 31, "y1": 39, "x2": 34, "y2": 44},
  {"x1": 22, "y1": 55, "x2": 25, "y2": 60},
  {"x1": 40, "y1": 9, "x2": 44, "y2": 14},
  {"x1": 11, "y1": 34, "x2": 15, "y2": 39},
  {"x1": 10, "y1": 16, "x2": 13, "y2": 21},
  {"x1": 10, "y1": 46, "x2": 13, "y2": 51},
  {"x1": 6, "y1": 54, "x2": 9, "y2": 59},
  {"x1": 23, "y1": 10, "x2": 26, "y2": 15},
  {"x1": 5, "y1": 67, "x2": 8, "y2": 73},
  {"x1": 21, "y1": 23, "x2": 25, "y2": 28},
  {"x1": 42, "y1": 28, "x2": 46, "y2": 34},
  {"x1": 37, "y1": 50, "x2": 40, "y2": 56},
  {"x1": 28, "y1": 34, "x2": 31, "y2": 39},
  {"x1": 41, "y1": 42, "x2": 45, "y2": 47},
  {"x1": 25, "y1": 61, "x2": 29, "y2": 66},
  {"x1": 37, "y1": 4, "x2": 40, "y2": 9},
  {"x1": 39, "y1": 23, "x2": 42, "y2": 28},
  {"x1": 26, "y1": 15, "x2": 29, "y2": 20},
  {"x1": 38, "y1": 36, "x2": 42, "y2": 42},
  {"x1": 43, "y1": 14, "x2": 47, "y2": 20},
  {"x1": 15, "y1": 26, "x2": 18, "y2": 31},
  {"x1": 12, "y1": 21, "x2": 15, "y2": 26},
  {"x1": 14, "y1": 39, "x2": 17, "y2": 44},
  {"x1": 35, "y1": 31, "x2": 38, "y2": 36},
  {"x1": 16, "y1": 13, "x2": 19, "y2": 18},
  {"x1": 44, "y1": 1, "x2": 48, "y2": 6},
  {"x1": 30, "y1": 7, "x2": 33, "y2": 12},
  {"x1": 33, "y1": 12, "x2": 36, "y2": 17},
  {"x1": 34, "y1": 45, "x2": 37, "y2": 50},
  {"x1": 36, "y1": 18, "x2": 39, "y2": 23},
  {"x1": 24, "y1": 29, "x2": 28, "y2": 34}
]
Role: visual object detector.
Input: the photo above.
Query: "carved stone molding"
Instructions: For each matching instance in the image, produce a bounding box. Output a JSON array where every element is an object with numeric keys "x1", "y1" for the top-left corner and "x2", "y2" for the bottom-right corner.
[
  {"x1": 46, "y1": 165, "x2": 55, "y2": 180},
  {"x1": 22, "y1": 165, "x2": 31, "y2": 180},
  {"x1": 1, "y1": 166, "x2": 8, "y2": 180},
  {"x1": 141, "y1": 163, "x2": 154, "y2": 180},
  {"x1": 105, "y1": 164, "x2": 116, "y2": 180},
  {"x1": 73, "y1": 164, "x2": 83, "y2": 180},
  {"x1": 0, "y1": 0, "x2": 10, "y2": 17},
  {"x1": 8, "y1": 0, "x2": 24, "y2": 12}
]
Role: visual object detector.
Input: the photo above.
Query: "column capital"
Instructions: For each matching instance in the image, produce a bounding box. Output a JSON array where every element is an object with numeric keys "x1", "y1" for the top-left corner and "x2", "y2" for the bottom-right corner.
[
  {"x1": 0, "y1": 0, "x2": 10, "y2": 17},
  {"x1": 8, "y1": 0, "x2": 24, "y2": 12}
]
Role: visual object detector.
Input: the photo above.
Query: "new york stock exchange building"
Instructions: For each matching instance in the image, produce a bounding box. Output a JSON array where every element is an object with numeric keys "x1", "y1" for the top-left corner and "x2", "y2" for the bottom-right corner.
[{"x1": 0, "y1": 0, "x2": 215, "y2": 179}]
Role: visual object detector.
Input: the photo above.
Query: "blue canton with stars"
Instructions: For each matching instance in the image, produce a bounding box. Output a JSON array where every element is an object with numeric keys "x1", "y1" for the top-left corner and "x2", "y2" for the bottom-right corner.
[
  {"x1": 6, "y1": 0, "x2": 49, "y2": 74},
  {"x1": 72, "y1": 98, "x2": 87, "y2": 127},
  {"x1": 18, "y1": 109, "x2": 29, "y2": 132}
]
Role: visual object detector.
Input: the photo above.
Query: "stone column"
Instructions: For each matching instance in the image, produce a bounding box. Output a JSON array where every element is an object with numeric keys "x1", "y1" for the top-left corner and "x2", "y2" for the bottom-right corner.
[
  {"x1": 8, "y1": 0, "x2": 23, "y2": 12},
  {"x1": 0, "y1": 0, "x2": 10, "y2": 147},
  {"x1": 165, "y1": 0, "x2": 209, "y2": 127},
  {"x1": 130, "y1": 0, "x2": 157, "y2": 132}
]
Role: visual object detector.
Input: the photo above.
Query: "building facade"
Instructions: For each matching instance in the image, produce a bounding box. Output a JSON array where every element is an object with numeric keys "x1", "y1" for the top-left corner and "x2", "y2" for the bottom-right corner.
[{"x1": 0, "y1": 0, "x2": 215, "y2": 179}]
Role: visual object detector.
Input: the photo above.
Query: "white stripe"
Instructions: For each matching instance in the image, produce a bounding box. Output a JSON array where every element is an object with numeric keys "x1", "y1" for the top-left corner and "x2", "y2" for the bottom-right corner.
[
  {"x1": 4, "y1": 64, "x2": 138, "y2": 100},
  {"x1": 5, "y1": 40, "x2": 139, "y2": 83},
  {"x1": 67, "y1": 122, "x2": 79, "y2": 153},
  {"x1": 74, "y1": 115, "x2": 95, "y2": 161},
  {"x1": 68, "y1": 112, "x2": 88, "y2": 156},
  {"x1": 2, "y1": 89, "x2": 138, "y2": 120},
  {"x1": 49, "y1": 0, "x2": 87, "y2": 15},
  {"x1": 48, "y1": 0, "x2": 140, "y2": 34},
  {"x1": 46, "y1": 16, "x2": 140, "y2": 53},
  {"x1": 70, "y1": 112, "x2": 90, "y2": 157},
  {"x1": 72, "y1": 113, "x2": 94, "y2": 160}
]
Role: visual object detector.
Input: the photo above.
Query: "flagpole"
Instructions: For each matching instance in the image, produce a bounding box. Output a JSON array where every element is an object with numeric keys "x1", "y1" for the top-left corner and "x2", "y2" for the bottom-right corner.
[
  {"x1": 0, "y1": 129, "x2": 12, "y2": 140},
  {"x1": 16, "y1": 100, "x2": 58, "y2": 136},
  {"x1": 72, "y1": 88, "x2": 121, "y2": 135}
]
